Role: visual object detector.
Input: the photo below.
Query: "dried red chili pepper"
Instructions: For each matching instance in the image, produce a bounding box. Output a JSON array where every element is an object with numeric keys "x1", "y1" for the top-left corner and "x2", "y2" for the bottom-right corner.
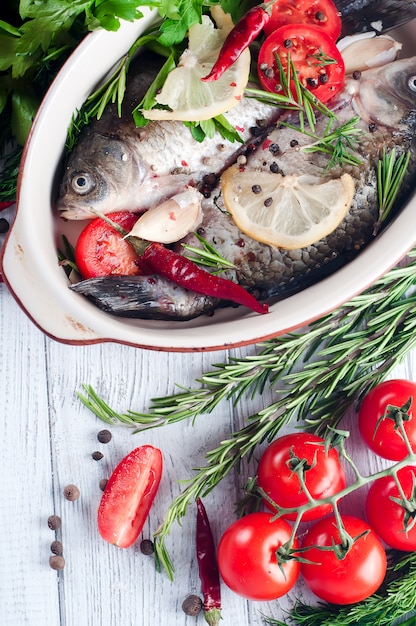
[
  {"x1": 196, "y1": 498, "x2": 221, "y2": 626},
  {"x1": 202, "y1": 3, "x2": 273, "y2": 82},
  {"x1": 141, "y1": 241, "x2": 268, "y2": 315},
  {"x1": 0, "y1": 201, "x2": 14, "y2": 212},
  {"x1": 86, "y1": 212, "x2": 268, "y2": 315}
]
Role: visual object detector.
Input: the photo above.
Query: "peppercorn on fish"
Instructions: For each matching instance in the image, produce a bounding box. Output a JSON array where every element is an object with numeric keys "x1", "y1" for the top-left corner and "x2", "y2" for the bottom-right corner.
[{"x1": 71, "y1": 56, "x2": 416, "y2": 320}]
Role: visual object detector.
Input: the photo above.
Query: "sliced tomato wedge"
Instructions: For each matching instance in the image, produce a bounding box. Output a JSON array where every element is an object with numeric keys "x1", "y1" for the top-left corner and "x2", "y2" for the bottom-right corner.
[
  {"x1": 98, "y1": 446, "x2": 163, "y2": 548},
  {"x1": 264, "y1": 0, "x2": 342, "y2": 41},
  {"x1": 258, "y1": 24, "x2": 345, "y2": 103},
  {"x1": 75, "y1": 211, "x2": 142, "y2": 279}
]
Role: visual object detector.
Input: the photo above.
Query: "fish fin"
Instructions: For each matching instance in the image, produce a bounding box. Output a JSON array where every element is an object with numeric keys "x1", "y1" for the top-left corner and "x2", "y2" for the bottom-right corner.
[{"x1": 335, "y1": 0, "x2": 416, "y2": 36}]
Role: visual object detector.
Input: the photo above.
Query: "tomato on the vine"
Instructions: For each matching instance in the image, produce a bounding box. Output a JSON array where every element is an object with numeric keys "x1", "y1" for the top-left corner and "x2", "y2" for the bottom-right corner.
[
  {"x1": 257, "y1": 24, "x2": 345, "y2": 103},
  {"x1": 98, "y1": 446, "x2": 163, "y2": 548},
  {"x1": 75, "y1": 211, "x2": 142, "y2": 279},
  {"x1": 257, "y1": 432, "x2": 346, "y2": 521},
  {"x1": 300, "y1": 514, "x2": 387, "y2": 604},
  {"x1": 217, "y1": 512, "x2": 300, "y2": 601},
  {"x1": 366, "y1": 466, "x2": 416, "y2": 551},
  {"x1": 358, "y1": 379, "x2": 416, "y2": 461},
  {"x1": 264, "y1": 0, "x2": 342, "y2": 41}
]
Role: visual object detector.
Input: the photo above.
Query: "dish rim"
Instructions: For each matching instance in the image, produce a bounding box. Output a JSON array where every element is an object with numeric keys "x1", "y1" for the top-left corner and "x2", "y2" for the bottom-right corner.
[{"x1": 1, "y1": 14, "x2": 416, "y2": 352}]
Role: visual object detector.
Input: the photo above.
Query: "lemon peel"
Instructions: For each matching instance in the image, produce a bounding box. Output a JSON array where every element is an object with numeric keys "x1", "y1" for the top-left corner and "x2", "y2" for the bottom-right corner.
[
  {"x1": 141, "y1": 7, "x2": 250, "y2": 122},
  {"x1": 221, "y1": 165, "x2": 355, "y2": 250}
]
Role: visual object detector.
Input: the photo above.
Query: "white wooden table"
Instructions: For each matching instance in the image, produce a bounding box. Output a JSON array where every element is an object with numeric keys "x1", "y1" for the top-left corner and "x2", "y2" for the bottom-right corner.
[{"x1": 1, "y1": 202, "x2": 415, "y2": 626}]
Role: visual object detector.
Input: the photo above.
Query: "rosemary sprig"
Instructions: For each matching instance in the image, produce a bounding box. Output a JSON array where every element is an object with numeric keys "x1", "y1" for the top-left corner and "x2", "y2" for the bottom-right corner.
[
  {"x1": 301, "y1": 116, "x2": 363, "y2": 169},
  {"x1": 246, "y1": 55, "x2": 362, "y2": 169},
  {"x1": 375, "y1": 148, "x2": 412, "y2": 235},
  {"x1": 245, "y1": 54, "x2": 336, "y2": 134},
  {"x1": 79, "y1": 249, "x2": 416, "y2": 580},
  {"x1": 181, "y1": 232, "x2": 235, "y2": 272}
]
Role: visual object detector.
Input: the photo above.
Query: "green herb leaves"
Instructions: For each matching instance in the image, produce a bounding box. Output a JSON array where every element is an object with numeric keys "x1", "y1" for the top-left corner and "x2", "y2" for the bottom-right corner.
[{"x1": 376, "y1": 148, "x2": 411, "y2": 234}]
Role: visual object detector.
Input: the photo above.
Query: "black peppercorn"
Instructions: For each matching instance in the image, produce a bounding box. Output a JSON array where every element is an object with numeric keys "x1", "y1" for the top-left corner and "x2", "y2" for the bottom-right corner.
[
  {"x1": 99, "y1": 478, "x2": 108, "y2": 491},
  {"x1": 0, "y1": 218, "x2": 9, "y2": 234},
  {"x1": 47, "y1": 515, "x2": 62, "y2": 530},
  {"x1": 50, "y1": 540, "x2": 63, "y2": 555},
  {"x1": 63, "y1": 484, "x2": 80, "y2": 501},
  {"x1": 97, "y1": 429, "x2": 112, "y2": 444},
  {"x1": 140, "y1": 539, "x2": 154, "y2": 555},
  {"x1": 49, "y1": 555, "x2": 65, "y2": 571},
  {"x1": 315, "y1": 10, "x2": 326, "y2": 22},
  {"x1": 182, "y1": 595, "x2": 203, "y2": 616},
  {"x1": 92, "y1": 451, "x2": 104, "y2": 461}
]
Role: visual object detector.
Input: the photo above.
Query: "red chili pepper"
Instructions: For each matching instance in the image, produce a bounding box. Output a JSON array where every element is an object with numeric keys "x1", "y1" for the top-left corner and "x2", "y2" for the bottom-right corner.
[
  {"x1": 142, "y1": 242, "x2": 268, "y2": 315},
  {"x1": 202, "y1": 3, "x2": 272, "y2": 82},
  {"x1": 0, "y1": 201, "x2": 15, "y2": 212},
  {"x1": 196, "y1": 498, "x2": 221, "y2": 626}
]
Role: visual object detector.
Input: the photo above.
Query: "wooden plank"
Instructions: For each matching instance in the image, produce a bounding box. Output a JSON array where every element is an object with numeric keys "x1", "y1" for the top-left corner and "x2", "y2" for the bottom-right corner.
[{"x1": 0, "y1": 287, "x2": 60, "y2": 625}]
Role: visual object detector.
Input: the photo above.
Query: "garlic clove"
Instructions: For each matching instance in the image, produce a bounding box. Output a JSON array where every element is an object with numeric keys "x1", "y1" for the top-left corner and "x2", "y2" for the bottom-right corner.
[
  {"x1": 129, "y1": 186, "x2": 203, "y2": 244},
  {"x1": 338, "y1": 32, "x2": 402, "y2": 75}
]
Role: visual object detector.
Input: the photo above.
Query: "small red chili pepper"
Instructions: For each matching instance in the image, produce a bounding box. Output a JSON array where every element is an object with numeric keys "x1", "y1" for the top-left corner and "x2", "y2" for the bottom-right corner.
[
  {"x1": 0, "y1": 201, "x2": 15, "y2": 212},
  {"x1": 196, "y1": 498, "x2": 221, "y2": 626},
  {"x1": 141, "y1": 242, "x2": 268, "y2": 315},
  {"x1": 202, "y1": 3, "x2": 273, "y2": 82}
]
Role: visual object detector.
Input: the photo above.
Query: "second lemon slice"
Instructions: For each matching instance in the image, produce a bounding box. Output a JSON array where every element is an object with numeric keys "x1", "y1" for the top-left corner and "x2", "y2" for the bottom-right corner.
[
  {"x1": 221, "y1": 166, "x2": 355, "y2": 250},
  {"x1": 142, "y1": 7, "x2": 250, "y2": 122}
]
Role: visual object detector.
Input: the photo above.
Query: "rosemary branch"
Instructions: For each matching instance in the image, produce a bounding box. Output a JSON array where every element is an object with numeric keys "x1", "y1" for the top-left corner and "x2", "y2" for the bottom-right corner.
[{"x1": 79, "y1": 249, "x2": 416, "y2": 579}]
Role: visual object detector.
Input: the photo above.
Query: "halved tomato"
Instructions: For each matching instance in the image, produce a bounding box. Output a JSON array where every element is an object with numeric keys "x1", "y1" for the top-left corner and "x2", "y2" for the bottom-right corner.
[
  {"x1": 98, "y1": 446, "x2": 163, "y2": 548},
  {"x1": 258, "y1": 24, "x2": 345, "y2": 103},
  {"x1": 75, "y1": 211, "x2": 142, "y2": 279},
  {"x1": 264, "y1": 0, "x2": 342, "y2": 41}
]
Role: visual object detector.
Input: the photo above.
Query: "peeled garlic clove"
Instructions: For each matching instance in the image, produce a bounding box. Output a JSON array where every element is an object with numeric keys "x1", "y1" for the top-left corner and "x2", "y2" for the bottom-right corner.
[
  {"x1": 338, "y1": 32, "x2": 402, "y2": 75},
  {"x1": 129, "y1": 187, "x2": 203, "y2": 244}
]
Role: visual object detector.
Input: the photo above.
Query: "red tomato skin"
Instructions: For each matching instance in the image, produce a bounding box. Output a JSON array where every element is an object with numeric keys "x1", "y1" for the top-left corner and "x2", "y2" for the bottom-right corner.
[
  {"x1": 264, "y1": 0, "x2": 342, "y2": 41},
  {"x1": 366, "y1": 466, "x2": 416, "y2": 551},
  {"x1": 257, "y1": 433, "x2": 346, "y2": 521},
  {"x1": 75, "y1": 211, "x2": 142, "y2": 279},
  {"x1": 217, "y1": 512, "x2": 300, "y2": 601},
  {"x1": 358, "y1": 379, "x2": 416, "y2": 461},
  {"x1": 300, "y1": 515, "x2": 387, "y2": 604},
  {"x1": 257, "y1": 24, "x2": 345, "y2": 104},
  {"x1": 97, "y1": 445, "x2": 163, "y2": 548}
]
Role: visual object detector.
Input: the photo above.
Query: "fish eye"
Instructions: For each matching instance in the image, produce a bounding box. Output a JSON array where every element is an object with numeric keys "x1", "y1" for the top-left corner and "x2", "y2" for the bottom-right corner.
[
  {"x1": 408, "y1": 76, "x2": 416, "y2": 92},
  {"x1": 71, "y1": 172, "x2": 95, "y2": 195}
]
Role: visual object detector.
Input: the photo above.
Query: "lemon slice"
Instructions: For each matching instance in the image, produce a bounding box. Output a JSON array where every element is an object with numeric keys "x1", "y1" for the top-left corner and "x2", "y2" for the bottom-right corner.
[
  {"x1": 221, "y1": 165, "x2": 355, "y2": 249},
  {"x1": 142, "y1": 7, "x2": 250, "y2": 122}
]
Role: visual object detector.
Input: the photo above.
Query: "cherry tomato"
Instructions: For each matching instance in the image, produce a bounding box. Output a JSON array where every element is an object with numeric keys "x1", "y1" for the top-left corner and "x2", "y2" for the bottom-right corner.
[
  {"x1": 264, "y1": 0, "x2": 342, "y2": 41},
  {"x1": 75, "y1": 211, "x2": 142, "y2": 279},
  {"x1": 217, "y1": 512, "x2": 300, "y2": 601},
  {"x1": 358, "y1": 379, "x2": 416, "y2": 461},
  {"x1": 257, "y1": 432, "x2": 346, "y2": 521},
  {"x1": 97, "y1": 445, "x2": 163, "y2": 548},
  {"x1": 366, "y1": 466, "x2": 416, "y2": 551},
  {"x1": 257, "y1": 24, "x2": 345, "y2": 103},
  {"x1": 300, "y1": 514, "x2": 387, "y2": 604}
]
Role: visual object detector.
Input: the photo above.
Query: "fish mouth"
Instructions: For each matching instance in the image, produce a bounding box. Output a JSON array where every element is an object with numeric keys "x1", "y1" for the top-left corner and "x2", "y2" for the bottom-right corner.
[{"x1": 57, "y1": 202, "x2": 98, "y2": 220}]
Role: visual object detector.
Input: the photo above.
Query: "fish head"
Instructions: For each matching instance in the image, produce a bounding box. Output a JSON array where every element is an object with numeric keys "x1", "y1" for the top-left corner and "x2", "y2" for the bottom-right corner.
[
  {"x1": 352, "y1": 56, "x2": 416, "y2": 131},
  {"x1": 57, "y1": 132, "x2": 148, "y2": 220}
]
